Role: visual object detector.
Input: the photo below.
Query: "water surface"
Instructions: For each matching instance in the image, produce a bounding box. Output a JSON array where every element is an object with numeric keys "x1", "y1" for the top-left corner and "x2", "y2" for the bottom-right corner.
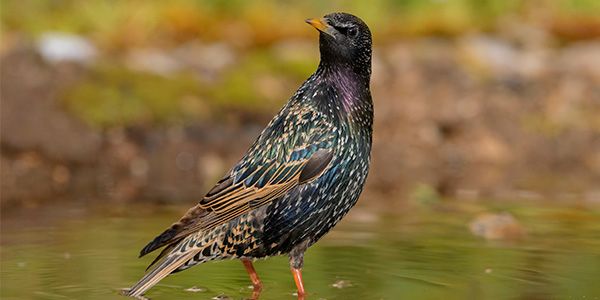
[{"x1": 2, "y1": 200, "x2": 600, "y2": 299}]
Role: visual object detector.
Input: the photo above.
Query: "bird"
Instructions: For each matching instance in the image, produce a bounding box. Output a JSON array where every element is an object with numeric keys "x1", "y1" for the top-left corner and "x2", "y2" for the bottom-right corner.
[{"x1": 124, "y1": 12, "x2": 373, "y2": 298}]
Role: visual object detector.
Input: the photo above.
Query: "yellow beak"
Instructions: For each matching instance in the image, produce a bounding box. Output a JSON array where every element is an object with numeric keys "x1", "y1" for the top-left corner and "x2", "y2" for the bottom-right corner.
[
  {"x1": 305, "y1": 18, "x2": 336, "y2": 38},
  {"x1": 305, "y1": 18, "x2": 328, "y2": 31}
]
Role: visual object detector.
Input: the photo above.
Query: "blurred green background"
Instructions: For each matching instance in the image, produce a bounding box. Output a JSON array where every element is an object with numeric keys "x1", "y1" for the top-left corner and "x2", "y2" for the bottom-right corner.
[{"x1": 1, "y1": 1, "x2": 600, "y2": 299}]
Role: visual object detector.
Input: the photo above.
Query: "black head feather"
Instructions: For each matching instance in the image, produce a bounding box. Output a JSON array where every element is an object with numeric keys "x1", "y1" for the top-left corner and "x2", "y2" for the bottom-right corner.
[{"x1": 315, "y1": 13, "x2": 372, "y2": 79}]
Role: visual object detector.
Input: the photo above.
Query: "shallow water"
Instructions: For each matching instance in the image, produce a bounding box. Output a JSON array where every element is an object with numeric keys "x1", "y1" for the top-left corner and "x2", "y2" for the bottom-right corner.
[{"x1": 2, "y1": 200, "x2": 600, "y2": 300}]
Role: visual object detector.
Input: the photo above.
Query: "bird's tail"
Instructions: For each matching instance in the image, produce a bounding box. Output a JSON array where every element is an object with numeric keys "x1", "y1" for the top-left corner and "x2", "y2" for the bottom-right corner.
[{"x1": 124, "y1": 243, "x2": 198, "y2": 297}]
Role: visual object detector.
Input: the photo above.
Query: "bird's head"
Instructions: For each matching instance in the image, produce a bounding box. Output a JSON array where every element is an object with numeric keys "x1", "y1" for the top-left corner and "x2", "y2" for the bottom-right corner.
[{"x1": 306, "y1": 12, "x2": 372, "y2": 77}]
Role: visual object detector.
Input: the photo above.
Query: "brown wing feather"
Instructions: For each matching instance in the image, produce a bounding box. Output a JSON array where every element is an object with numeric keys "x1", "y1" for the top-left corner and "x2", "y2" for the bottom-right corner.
[{"x1": 139, "y1": 148, "x2": 333, "y2": 257}]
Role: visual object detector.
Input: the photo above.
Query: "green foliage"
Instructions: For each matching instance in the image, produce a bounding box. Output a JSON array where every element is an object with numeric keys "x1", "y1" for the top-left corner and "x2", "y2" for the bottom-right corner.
[
  {"x1": 560, "y1": 0, "x2": 600, "y2": 11},
  {"x1": 211, "y1": 50, "x2": 314, "y2": 108},
  {"x1": 3, "y1": 0, "x2": 599, "y2": 47},
  {"x1": 411, "y1": 183, "x2": 441, "y2": 205},
  {"x1": 63, "y1": 65, "x2": 203, "y2": 127}
]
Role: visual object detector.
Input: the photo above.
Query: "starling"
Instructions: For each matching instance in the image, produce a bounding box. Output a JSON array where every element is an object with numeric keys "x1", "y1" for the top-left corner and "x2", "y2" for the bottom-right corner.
[{"x1": 125, "y1": 12, "x2": 373, "y2": 298}]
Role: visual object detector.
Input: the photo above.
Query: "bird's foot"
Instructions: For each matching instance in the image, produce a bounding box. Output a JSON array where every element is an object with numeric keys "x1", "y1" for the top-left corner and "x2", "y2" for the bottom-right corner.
[{"x1": 249, "y1": 286, "x2": 262, "y2": 300}]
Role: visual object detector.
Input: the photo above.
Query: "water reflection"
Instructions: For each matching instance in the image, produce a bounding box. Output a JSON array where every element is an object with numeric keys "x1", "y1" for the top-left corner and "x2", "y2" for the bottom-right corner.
[{"x1": 1, "y1": 200, "x2": 599, "y2": 299}]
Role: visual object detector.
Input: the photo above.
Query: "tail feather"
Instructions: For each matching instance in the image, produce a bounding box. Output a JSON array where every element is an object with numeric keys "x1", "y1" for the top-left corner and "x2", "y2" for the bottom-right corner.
[
  {"x1": 139, "y1": 206, "x2": 207, "y2": 257},
  {"x1": 139, "y1": 227, "x2": 178, "y2": 257},
  {"x1": 145, "y1": 244, "x2": 176, "y2": 272},
  {"x1": 126, "y1": 247, "x2": 198, "y2": 297}
]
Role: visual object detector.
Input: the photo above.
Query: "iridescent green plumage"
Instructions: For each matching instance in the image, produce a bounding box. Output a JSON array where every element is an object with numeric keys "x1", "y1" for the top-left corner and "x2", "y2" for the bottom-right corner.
[{"x1": 126, "y1": 12, "x2": 373, "y2": 297}]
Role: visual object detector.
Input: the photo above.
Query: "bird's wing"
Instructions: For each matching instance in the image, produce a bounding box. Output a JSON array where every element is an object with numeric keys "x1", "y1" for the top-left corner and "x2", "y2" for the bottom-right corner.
[
  {"x1": 139, "y1": 106, "x2": 336, "y2": 257},
  {"x1": 199, "y1": 146, "x2": 333, "y2": 224}
]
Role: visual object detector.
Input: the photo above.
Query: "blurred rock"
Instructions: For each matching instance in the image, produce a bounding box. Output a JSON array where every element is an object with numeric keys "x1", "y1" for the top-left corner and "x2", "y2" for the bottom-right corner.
[
  {"x1": 52, "y1": 165, "x2": 71, "y2": 186},
  {"x1": 558, "y1": 41, "x2": 600, "y2": 82},
  {"x1": 173, "y1": 41, "x2": 237, "y2": 81},
  {"x1": 331, "y1": 279, "x2": 353, "y2": 289},
  {"x1": 584, "y1": 191, "x2": 600, "y2": 204},
  {"x1": 184, "y1": 286, "x2": 206, "y2": 293},
  {"x1": 37, "y1": 32, "x2": 96, "y2": 64},
  {"x1": 497, "y1": 17, "x2": 554, "y2": 49},
  {"x1": 92, "y1": 124, "x2": 257, "y2": 203},
  {"x1": 458, "y1": 34, "x2": 550, "y2": 79},
  {"x1": 1, "y1": 152, "x2": 53, "y2": 207},
  {"x1": 125, "y1": 48, "x2": 183, "y2": 75},
  {"x1": 124, "y1": 42, "x2": 237, "y2": 79},
  {"x1": 1, "y1": 47, "x2": 102, "y2": 163},
  {"x1": 469, "y1": 212, "x2": 526, "y2": 240},
  {"x1": 459, "y1": 35, "x2": 519, "y2": 77},
  {"x1": 1, "y1": 46, "x2": 102, "y2": 208}
]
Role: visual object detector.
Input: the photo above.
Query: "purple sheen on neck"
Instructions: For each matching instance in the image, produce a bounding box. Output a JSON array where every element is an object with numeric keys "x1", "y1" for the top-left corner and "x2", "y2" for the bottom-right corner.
[{"x1": 328, "y1": 67, "x2": 363, "y2": 109}]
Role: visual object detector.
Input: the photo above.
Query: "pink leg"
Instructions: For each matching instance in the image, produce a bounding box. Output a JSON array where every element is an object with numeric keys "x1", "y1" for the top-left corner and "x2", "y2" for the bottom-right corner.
[
  {"x1": 242, "y1": 259, "x2": 263, "y2": 290},
  {"x1": 291, "y1": 267, "x2": 306, "y2": 298}
]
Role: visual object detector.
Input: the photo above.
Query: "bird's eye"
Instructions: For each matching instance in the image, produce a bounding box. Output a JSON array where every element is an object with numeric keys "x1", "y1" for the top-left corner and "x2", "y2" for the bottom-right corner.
[
  {"x1": 335, "y1": 26, "x2": 359, "y2": 38},
  {"x1": 347, "y1": 27, "x2": 358, "y2": 38}
]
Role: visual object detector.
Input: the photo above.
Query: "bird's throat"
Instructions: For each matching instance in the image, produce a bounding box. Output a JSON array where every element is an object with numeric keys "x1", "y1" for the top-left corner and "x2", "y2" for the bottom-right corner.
[{"x1": 317, "y1": 63, "x2": 370, "y2": 109}]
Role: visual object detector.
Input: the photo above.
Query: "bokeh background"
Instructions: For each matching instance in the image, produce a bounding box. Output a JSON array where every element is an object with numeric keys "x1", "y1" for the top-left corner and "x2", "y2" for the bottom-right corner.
[
  {"x1": 2, "y1": 1, "x2": 600, "y2": 299},
  {"x1": 2, "y1": 0, "x2": 600, "y2": 208}
]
